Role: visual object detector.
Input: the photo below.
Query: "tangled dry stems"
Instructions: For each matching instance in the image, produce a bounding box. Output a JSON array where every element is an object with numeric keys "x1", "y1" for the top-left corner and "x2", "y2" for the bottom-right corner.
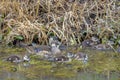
[{"x1": 0, "y1": 0, "x2": 120, "y2": 45}]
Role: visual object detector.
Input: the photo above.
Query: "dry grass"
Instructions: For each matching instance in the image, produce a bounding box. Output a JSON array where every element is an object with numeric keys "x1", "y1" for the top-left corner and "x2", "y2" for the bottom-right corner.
[{"x1": 0, "y1": 0, "x2": 120, "y2": 45}]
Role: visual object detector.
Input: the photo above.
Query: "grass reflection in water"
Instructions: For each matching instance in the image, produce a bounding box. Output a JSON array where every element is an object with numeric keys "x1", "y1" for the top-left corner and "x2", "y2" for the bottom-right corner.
[{"x1": 0, "y1": 47, "x2": 120, "y2": 80}]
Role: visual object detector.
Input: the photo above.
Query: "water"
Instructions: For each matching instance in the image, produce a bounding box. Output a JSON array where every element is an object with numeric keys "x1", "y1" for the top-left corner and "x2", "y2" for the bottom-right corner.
[
  {"x1": 0, "y1": 71, "x2": 27, "y2": 80},
  {"x1": 0, "y1": 70, "x2": 119, "y2": 80},
  {"x1": 0, "y1": 47, "x2": 119, "y2": 80}
]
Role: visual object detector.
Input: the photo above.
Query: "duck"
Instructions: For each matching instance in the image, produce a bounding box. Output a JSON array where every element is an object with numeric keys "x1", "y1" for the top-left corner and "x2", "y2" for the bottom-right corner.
[
  {"x1": 32, "y1": 43, "x2": 51, "y2": 52},
  {"x1": 49, "y1": 36, "x2": 68, "y2": 51},
  {"x1": 49, "y1": 36, "x2": 66, "y2": 54},
  {"x1": 51, "y1": 52, "x2": 75, "y2": 62},
  {"x1": 23, "y1": 54, "x2": 30, "y2": 62},
  {"x1": 25, "y1": 43, "x2": 51, "y2": 55},
  {"x1": 67, "y1": 52, "x2": 75, "y2": 58},
  {"x1": 54, "y1": 55, "x2": 69, "y2": 62},
  {"x1": 81, "y1": 36, "x2": 100, "y2": 48},
  {"x1": 6, "y1": 55, "x2": 21, "y2": 63},
  {"x1": 12, "y1": 40, "x2": 28, "y2": 48},
  {"x1": 66, "y1": 52, "x2": 74, "y2": 62},
  {"x1": 74, "y1": 52, "x2": 88, "y2": 63},
  {"x1": 91, "y1": 36, "x2": 100, "y2": 45},
  {"x1": 44, "y1": 54, "x2": 54, "y2": 62},
  {"x1": 92, "y1": 44, "x2": 111, "y2": 50},
  {"x1": 6, "y1": 54, "x2": 30, "y2": 64},
  {"x1": 33, "y1": 45, "x2": 52, "y2": 57},
  {"x1": 81, "y1": 39, "x2": 93, "y2": 48},
  {"x1": 51, "y1": 43, "x2": 61, "y2": 55},
  {"x1": 67, "y1": 52, "x2": 74, "y2": 58},
  {"x1": 49, "y1": 36, "x2": 61, "y2": 46},
  {"x1": 117, "y1": 46, "x2": 120, "y2": 53},
  {"x1": 22, "y1": 54, "x2": 30, "y2": 67}
]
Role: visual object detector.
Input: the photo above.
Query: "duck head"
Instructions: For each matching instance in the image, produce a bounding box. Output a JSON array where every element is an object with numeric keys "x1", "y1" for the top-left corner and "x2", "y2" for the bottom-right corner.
[{"x1": 49, "y1": 36, "x2": 61, "y2": 46}]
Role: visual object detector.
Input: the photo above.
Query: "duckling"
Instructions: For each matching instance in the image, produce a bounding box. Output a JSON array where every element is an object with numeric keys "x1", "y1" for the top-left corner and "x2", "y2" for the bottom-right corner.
[
  {"x1": 49, "y1": 36, "x2": 67, "y2": 51},
  {"x1": 47, "y1": 57, "x2": 55, "y2": 62},
  {"x1": 117, "y1": 47, "x2": 120, "y2": 53},
  {"x1": 66, "y1": 52, "x2": 74, "y2": 62},
  {"x1": 91, "y1": 36, "x2": 100, "y2": 44},
  {"x1": 6, "y1": 55, "x2": 21, "y2": 63},
  {"x1": 23, "y1": 55, "x2": 30, "y2": 62},
  {"x1": 92, "y1": 44, "x2": 111, "y2": 50},
  {"x1": 67, "y1": 52, "x2": 74, "y2": 58},
  {"x1": 59, "y1": 44, "x2": 67, "y2": 51},
  {"x1": 82, "y1": 36, "x2": 100, "y2": 48},
  {"x1": 83, "y1": 54, "x2": 88, "y2": 63},
  {"x1": 92, "y1": 44, "x2": 105, "y2": 50},
  {"x1": 13, "y1": 40, "x2": 28, "y2": 47},
  {"x1": 54, "y1": 55, "x2": 69, "y2": 62},
  {"x1": 22, "y1": 54, "x2": 30, "y2": 67},
  {"x1": 44, "y1": 54, "x2": 54, "y2": 62},
  {"x1": 81, "y1": 39, "x2": 93, "y2": 48},
  {"x1": 74, "y1": 52, "x2": 88, "y2": 63},
  {"x1": 51, "y1": 43, "x2": 61, "y2": 55}
]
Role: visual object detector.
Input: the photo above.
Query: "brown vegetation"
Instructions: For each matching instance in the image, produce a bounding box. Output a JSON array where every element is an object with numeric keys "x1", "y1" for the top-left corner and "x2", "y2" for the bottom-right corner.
[{"x1": 0, "y1": 0, "x2": 120, "y2": 45}]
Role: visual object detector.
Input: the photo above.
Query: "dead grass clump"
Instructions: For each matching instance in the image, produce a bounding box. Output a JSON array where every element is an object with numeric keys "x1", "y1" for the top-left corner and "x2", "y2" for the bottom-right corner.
[
  {"x1": 6, "y1": 19, "x2": 48, "y2": 44},
  {"x1": 0, "y1": 0, "x2": 120, "y2": 45}
]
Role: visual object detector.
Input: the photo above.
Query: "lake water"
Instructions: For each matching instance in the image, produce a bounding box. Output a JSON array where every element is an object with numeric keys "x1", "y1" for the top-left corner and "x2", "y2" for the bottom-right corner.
[
  {"x1": 0, "y1": 47, "x2": 120, "y2": 80},
  {"x1": 0, "y1": 70, "x2": 119, "y2": 80}
]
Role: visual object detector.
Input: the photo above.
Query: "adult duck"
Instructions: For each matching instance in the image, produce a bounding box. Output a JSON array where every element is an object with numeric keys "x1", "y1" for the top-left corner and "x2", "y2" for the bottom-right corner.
[{"x1": 25, "y1": 43, "x2": 51, "y2": 55}]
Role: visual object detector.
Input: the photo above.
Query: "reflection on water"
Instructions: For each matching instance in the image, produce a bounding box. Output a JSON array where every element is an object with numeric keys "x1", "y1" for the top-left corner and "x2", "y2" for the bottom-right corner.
[
  {"x1": 0, "y1": 47, "x2": 120, "y2": 80},
  {"x1": 0, "y1": 71, "x2": 26, "y2": 80},
  {"x1": 0, "y1": 70, "x2": 119, "y2": 80}
]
